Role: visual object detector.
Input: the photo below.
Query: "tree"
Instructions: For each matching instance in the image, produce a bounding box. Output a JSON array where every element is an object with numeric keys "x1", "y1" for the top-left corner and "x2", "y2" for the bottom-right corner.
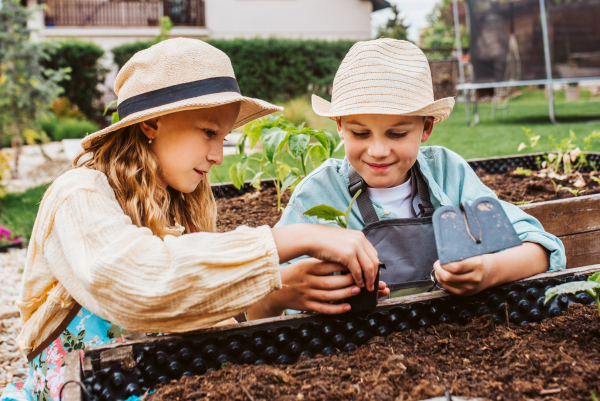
[
  {"x1": 420, "y1": 0, "x2": 469, "y2": 58},
  {"x1": 0, "y1": 0, "x2": 67, "y2": 177},
  {"x1": 376, "y1": 5, "x2": 410, "y2": 41}
]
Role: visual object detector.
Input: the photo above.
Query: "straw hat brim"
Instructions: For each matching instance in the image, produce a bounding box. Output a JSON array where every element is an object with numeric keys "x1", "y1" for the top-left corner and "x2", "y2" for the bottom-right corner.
[
  {"x1": 311, "y1": 94, "x2": 456, "y2": 124},
  {"x1": 82, "y1": 92, "x2": 282, "y2": 150}
]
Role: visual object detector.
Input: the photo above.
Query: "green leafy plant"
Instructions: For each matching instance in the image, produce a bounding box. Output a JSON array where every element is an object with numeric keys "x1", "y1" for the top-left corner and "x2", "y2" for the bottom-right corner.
[
  {"x1": 513, "y1": 167, "x2": 532, "y2": 176},
  {"x1": 230, "y1": 115, "x2": 338, "y2": 212},
  {"x1": 544, "y1": 272, "x2": 600, "y2": 317},
  {"x1": 303, "y1": 190, "x2": 361, "y2": 229}
]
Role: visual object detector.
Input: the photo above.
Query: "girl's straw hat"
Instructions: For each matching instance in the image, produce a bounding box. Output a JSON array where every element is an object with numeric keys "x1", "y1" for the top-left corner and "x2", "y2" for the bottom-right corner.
[
  {"x1": 82, "y1": 38, "x2": 282, "y2": 150},
  {"x1": 312, "y1": 39, "x2": 455, "y2": 123}
]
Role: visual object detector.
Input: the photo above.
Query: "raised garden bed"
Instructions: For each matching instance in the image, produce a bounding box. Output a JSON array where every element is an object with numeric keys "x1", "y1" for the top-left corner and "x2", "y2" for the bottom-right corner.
[
  {"x1": 57, "y1": 153, "x2": 600, "y2": 401},
  {"x1": 61, "y1": 266, "x2": 600, "y2": 401}
]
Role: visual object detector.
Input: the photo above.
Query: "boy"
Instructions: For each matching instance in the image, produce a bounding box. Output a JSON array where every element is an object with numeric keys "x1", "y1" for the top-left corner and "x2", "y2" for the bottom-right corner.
[{"x1": 246, "y1": 39, "x2": 564, "y2": 319}]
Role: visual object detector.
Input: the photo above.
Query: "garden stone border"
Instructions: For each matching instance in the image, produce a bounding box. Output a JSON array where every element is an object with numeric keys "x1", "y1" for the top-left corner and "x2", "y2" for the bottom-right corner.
[{"x1": 63, "y1": 265, "x2": 600, "y2": 401}]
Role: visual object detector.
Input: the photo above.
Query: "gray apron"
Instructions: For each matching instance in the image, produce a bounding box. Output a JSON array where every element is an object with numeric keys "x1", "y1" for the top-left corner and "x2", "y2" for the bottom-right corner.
[{"x1": 348, "y1": 162, "x2": 439, "y2": 298}]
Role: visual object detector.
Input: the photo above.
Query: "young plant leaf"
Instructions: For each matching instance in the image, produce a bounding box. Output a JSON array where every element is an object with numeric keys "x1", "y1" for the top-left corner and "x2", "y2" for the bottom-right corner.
[
  {"x1": 281, "y1": 171, "x2": 302, "y2": 194},
  {"x1": 288, "y1": 133, "x2": 310, "y2": 158},
  {"x1": 262, "y1": 127, "x2": 289, "y2": 163},
  {"x1": 306, "y1": 143, "x2": 329, "y2": 169},
  {"x1": 236, "y1": 134, "x2": 247, "y2": 155},
  {"x1": 228, "y1": 159, "x2": 248, "y2": 190},
  {"x1": 249, "y1": 171, "x2": 266, "y2": 190},
  {"x1": 303, "y1": 204, "x2": 345, "y2": 222},
  {"x1": 544, "y1": 281, "x2": 600, "y2": 305},
  {"x1": 589, "y1": 272, "x2": 600, "y2": 283}
]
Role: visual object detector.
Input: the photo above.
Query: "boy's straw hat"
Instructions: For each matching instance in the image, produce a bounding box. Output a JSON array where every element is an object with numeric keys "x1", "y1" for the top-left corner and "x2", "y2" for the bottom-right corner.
[
  {"x1": 312, "y1": 39, "x2": 455, "y2": 123},
  {"x1": 82, "y1": 38, "x2": 282, "y2": 150}
]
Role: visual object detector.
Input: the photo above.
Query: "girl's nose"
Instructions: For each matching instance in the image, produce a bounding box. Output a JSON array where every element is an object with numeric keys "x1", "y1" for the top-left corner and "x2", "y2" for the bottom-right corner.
[{"x1": 207, "y1": 144, "x2": 224, "y2": 165}]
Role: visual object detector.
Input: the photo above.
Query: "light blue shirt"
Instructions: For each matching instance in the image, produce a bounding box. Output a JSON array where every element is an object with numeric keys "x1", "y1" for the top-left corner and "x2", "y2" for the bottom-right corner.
[{"x1": 275, "y1": 146, "x2": 566, "y2": 271}]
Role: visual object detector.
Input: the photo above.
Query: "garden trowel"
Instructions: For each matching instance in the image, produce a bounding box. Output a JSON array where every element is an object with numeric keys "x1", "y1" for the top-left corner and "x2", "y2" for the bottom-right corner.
[{"x1": 433, "y1": 197, "x2": 522, "y2": 265}]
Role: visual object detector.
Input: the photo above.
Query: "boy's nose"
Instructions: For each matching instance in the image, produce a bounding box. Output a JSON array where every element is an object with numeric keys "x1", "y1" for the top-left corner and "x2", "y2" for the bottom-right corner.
[{"x1": 367, "y1": 141, "x2": 390, "y2": 158}]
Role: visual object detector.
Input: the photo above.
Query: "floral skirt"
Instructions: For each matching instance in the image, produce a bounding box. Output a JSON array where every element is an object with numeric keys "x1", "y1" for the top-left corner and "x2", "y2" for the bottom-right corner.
[{"x1": 0, "y1": 307, "x2": 142, "y2": 401}]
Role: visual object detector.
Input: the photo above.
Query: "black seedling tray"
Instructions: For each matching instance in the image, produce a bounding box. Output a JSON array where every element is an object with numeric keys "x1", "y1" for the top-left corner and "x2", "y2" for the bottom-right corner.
[{"x1": 79, "y1": 267, "x2": 599, "y2": 401}]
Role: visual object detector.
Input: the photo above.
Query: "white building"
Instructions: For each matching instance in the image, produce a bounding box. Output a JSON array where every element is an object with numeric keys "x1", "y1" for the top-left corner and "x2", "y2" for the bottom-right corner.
[{"x1": 26, "y1": 0, "x2": 390, "y2": 105}]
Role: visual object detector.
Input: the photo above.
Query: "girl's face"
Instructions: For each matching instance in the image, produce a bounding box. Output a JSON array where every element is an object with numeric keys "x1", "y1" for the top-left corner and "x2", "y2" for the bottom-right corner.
[
  {"x1": 140, "y1": 102, "x2": 241, "y2": 193},
  {"x1": 337, "y1": 114, "x2": 434, "y2": 188}
]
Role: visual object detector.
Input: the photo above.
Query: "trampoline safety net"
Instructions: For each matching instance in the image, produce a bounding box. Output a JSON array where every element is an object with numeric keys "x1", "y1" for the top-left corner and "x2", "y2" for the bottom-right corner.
[{"x1": 466, "y1": 0, "x2": 600, "y2": 84}]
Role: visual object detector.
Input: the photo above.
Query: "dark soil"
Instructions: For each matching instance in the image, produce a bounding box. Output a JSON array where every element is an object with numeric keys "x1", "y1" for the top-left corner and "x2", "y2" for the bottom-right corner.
[
  {"x1": 147, "y1": 304, "x2": 600, "y2": 401},
  {"x1": 216, "y1": 188, "x2": 290, "y2": 232},
  {"x1": 215, "y1": 170, "x2": 600, "y2": 234},
  {"x1": 477, "y1": 169, "x2": 600, "y2": 204}
]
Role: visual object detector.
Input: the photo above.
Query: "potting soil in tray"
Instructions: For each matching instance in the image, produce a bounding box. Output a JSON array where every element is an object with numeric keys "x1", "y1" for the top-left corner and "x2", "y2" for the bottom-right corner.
[
  {"x1": 146, "y1": 304, "x2": 600, "y2": 401},
  {"x1": 215, "y1": 170, "x2": 600, "y2": 233}
]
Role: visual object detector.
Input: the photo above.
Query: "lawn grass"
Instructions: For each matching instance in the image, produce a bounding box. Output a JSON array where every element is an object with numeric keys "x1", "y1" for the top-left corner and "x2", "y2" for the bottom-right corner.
[
  {"x1": 210, "y1": 89, "x2": 600, "y2": 183},
  {"x1": 0, "y1": 183, "x2": 50, "y2": 243}
]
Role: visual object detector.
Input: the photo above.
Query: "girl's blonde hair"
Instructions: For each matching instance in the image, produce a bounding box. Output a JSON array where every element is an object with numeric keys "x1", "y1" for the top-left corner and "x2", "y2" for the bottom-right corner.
[{"x1": 73, "y1": 124, "x2": 217, "y2": 238}]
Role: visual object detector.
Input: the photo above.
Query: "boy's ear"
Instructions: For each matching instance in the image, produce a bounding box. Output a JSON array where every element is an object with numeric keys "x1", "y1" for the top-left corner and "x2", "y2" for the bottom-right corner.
[
  {"x1": 421, "y1": 116, "x2": 434, "y2": 143},
  {"x1": 335, "y1": 117, "x2": 344, "y2": 140},
  {"x1": 139, "y1": 118, "x2": 159, "y2": 139}
]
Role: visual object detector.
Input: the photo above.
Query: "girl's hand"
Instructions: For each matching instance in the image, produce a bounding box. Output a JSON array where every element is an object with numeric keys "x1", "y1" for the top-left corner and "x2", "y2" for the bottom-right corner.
[
  {"x1": 246, "y1": 258, "x2": 387, "y2": 320},
  {"x1": 433, "y1": 255, "x2": 492, "y2": 296},
  {"x1": 271, "y1": 225, "x2": 379, "y2": 291}
]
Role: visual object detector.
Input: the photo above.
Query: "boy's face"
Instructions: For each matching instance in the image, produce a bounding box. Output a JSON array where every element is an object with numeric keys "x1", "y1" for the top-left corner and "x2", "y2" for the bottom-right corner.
[{"x1": 337, "y1": 114, "x2": 434, "y2": 188}]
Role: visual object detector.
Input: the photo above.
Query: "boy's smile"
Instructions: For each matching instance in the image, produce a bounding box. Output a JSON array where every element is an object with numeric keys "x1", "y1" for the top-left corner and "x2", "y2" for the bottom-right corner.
[{"x1": 337, "y1": 114, "x2": 434, "y2": 188}]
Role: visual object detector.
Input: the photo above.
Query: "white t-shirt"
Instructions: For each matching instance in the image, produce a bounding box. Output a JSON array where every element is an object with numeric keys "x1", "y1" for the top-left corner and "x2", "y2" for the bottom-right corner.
[{"x1": 367, "y1": 177, "x2": 423, "y2": 218}]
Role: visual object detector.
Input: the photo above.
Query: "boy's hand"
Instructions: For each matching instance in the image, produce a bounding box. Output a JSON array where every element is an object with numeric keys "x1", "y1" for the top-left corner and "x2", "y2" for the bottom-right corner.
[{"x1": 433, "y1": 255, "x2": 494, "y2": 296}]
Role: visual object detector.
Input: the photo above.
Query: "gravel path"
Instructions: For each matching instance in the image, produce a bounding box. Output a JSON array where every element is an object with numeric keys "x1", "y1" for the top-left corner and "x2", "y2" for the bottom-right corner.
[{"x1": 0, "y1": 249, "x2": 29, "y2": 393}]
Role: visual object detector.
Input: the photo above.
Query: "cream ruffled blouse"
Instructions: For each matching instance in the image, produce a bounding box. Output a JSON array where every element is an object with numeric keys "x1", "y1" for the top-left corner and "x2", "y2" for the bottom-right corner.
[{"x1": 16, "y1": 168, "x2": 281, "y2": 356}]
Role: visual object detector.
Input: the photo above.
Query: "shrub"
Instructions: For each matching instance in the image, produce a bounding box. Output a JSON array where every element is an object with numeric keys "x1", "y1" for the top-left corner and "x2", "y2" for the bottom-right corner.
[
  {"x1": 111, "y1": 38, "x2": 356, "y2": 102},
  {"x1": 40, "y1": 118, "x2": 99, "y2": 141},
  {"x1": 42, "y1": 39, "x2": 107, "y2": 119}
]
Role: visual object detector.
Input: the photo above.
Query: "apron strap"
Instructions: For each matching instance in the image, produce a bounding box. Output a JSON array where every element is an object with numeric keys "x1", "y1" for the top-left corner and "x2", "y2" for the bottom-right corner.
[
  {"x1": 411, "y1": 161, "x2": 435, "y2": 217},
  {"x1": 348, "y1": 165, "x2": 379, "y2": 225}
]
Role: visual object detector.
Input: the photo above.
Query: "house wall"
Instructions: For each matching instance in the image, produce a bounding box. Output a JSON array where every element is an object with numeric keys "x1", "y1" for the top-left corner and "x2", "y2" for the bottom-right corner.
[
  {"x1": 205, "y1": 0, "x2": 372, "y2": 40},
  {"x1": 27, "y1": 0, "x2": 373, "y2": 107}
]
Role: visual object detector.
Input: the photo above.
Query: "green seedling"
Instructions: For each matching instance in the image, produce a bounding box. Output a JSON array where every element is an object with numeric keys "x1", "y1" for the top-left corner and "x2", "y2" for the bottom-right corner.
[
  {"x1": 517, "y1": 128, "x2": 541, "y2": 152},
  {"x1": 544, "y1": 272, "x2": 600, "y2": 317},
  {"x1": 513, "y1": 167, "x2": 532, "y2": 176},
  {"x1": 591, "y1": 176, "x2": 600, "y2": 185},
  {"x1": 303, "y1": 190, "x2": 362, "y2": 229},
  {"x1": 512, "y1": 200, "x2": 532, "y2": 205},
  {"x1": 230, "y1": 115, "x2": 338, "y2": 212},
  {"x1": 564, "y1": 188, "x2": 586, "y2": 197},
  {"x1": 592, "y1": 390, "x2": 598, "y2": 401},
  {"x1": 551, "y1": 179, "x2": 564, "y2": 194}
]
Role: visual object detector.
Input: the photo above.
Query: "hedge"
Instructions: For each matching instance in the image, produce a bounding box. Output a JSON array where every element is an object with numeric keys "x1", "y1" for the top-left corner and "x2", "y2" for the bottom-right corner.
[
  {"x1": 43, "y1": 39, "x2": 108, "y2": 119},
  {"x1": 111, "y1": 38, "x2": 356, "y2": 102}
]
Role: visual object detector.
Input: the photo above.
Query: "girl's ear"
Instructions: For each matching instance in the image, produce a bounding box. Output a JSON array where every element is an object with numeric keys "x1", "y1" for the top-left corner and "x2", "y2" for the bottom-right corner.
[
  {"x1": 336, "y1": 117, "x2": 344, "y2": 140},
  {"x1": 139, "y1": 118, "x2": 159, "y2": 140},
  {"x1": 421, "y1": 117, "x2": 434, "y2": 143}
]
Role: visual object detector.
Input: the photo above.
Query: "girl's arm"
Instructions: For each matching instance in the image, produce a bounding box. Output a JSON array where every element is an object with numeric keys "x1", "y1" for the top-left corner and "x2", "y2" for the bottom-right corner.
[
  {"x1": 433, "y1": 242, "x2": 550, "y2": 296},
  {"x1": 246, "y1": 258, "x2": 389, "y2": 320}
]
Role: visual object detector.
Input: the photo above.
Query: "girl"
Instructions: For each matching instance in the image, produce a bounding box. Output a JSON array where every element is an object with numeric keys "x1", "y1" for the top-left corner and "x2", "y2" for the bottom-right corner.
[{"x1": 0, "y1": 38, "x2": 379, "y2": 401}]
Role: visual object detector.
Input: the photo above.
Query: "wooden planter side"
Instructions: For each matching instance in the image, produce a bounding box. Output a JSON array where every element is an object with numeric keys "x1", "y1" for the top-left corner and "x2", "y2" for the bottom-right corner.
[{"x1": 519, "y1": 193, "x2": 600, "y2": 268}]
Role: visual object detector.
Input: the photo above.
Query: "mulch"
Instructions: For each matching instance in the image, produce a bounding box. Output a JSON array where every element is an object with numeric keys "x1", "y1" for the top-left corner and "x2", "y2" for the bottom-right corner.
[{"x1": 147, "y1": 303, "x2": 600, "y2": 401}]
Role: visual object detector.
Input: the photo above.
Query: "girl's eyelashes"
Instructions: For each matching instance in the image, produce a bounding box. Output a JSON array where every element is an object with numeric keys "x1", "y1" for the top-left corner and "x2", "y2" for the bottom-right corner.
[{"x1": 203, "y1": 129, "x2": 217, "y2": 138}]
